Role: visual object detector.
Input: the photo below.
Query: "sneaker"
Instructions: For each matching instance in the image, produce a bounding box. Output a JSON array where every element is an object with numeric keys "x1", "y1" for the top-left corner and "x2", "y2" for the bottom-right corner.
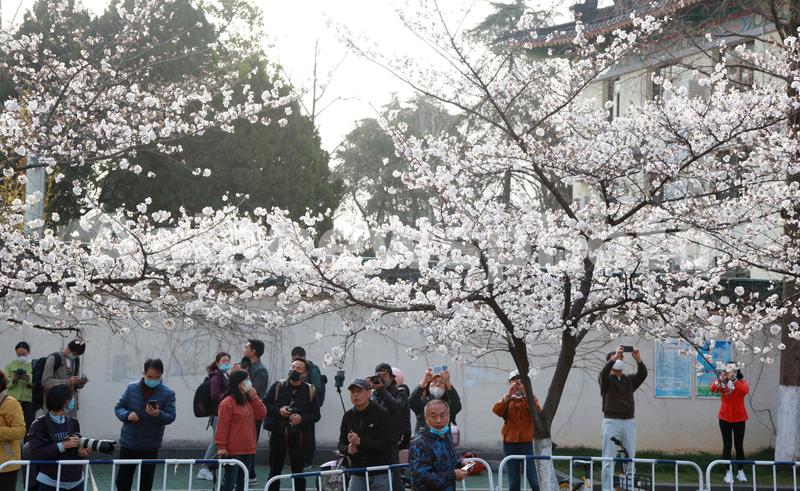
[
  {"x1": 249, "y1": 477, "x2": 259, "y2": 486},
  {"x1": 723, "y1": 470, "x2": 733, "y2": 484},
  {"x1": 737, "y1": 469, "x2": 747, "y2": 482},
  {"x1": 196, "y1": 467, "x2": 214, "y2": 481}
]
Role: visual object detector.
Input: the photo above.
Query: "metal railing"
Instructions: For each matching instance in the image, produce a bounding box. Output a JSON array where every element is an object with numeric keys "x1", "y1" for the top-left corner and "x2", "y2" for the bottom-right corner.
[
  {"x1": 0, "y1": 458, "x2": 250, "y2": 491},
  {"x1": 497, "y1": 454, "x2": 704, "y2": 491},
  {"x1": 264, "y1": 457, "x2": 493, "y2": 491},
  {"x1": 705, "y1": 459, "x2": 800, "y2": 491}
]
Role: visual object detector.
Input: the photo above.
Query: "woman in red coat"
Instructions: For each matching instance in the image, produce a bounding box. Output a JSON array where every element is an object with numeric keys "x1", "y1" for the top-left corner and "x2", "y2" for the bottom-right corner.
[{"x1": 710, "y1": 368, "x2": 749, "y2": 484}]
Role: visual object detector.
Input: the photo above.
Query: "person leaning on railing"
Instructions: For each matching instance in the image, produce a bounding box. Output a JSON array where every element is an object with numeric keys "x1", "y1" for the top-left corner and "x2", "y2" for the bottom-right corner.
[{"x1": 0, "y1": 371, "x2": 26, "y2": 490}]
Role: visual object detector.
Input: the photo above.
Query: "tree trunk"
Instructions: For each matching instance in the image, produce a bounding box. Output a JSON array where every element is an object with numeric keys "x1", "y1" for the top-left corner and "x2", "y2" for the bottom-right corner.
[{"x1": 533, "y1": 438, "x2": 561, "y2": 491}]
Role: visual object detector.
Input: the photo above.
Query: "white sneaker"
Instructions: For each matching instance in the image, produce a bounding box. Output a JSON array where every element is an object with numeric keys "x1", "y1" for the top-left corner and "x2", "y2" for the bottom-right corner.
[
  {"x1": 723, "y1": 470, "x2": 733, "y2": 484},
  {"x1": 249, "y1": 477, "x2": 259, "y2": 486},
  {"x1": 737, "y1": 469, "x2": 747, "y2": 482},
  {"x1": 197, "y1": 467, "x2": 214, "y2": 481}
]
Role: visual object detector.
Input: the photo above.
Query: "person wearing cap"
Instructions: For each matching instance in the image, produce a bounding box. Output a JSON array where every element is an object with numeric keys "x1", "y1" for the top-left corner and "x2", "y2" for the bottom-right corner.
[
  {"x1": 338, "y1": 379, "x2": 392, "y2": 491},
  {"x1": 42, "y1": 339, "x2": 87, "y2": 416},
  {"x1": 599, "y1": 346, "x2": 647, "y2": 491},
  {"x1": 370, "y1": 362, "x2": 411, "y2": 490},
  {"x1": 4, "y1": 341, "x2": 35, "y2": 436},
  {"x1": 409, "y1": 399, "x2": 467, "y2": 491},
  {"x1": 492, "y1": 370, "x2": 540, "y2": 491}
]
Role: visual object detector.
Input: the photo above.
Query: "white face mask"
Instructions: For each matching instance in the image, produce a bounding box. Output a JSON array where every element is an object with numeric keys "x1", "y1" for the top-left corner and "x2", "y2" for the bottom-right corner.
[
  {"x1": 18, "y1": 356, "x2": 30, "y2": 363},
  {"x1": 612, "y1": 360, "x2": 626, "y2": 372},
  {"x1": 429, "y1": 387, "x2": 445, "y2": 399}
]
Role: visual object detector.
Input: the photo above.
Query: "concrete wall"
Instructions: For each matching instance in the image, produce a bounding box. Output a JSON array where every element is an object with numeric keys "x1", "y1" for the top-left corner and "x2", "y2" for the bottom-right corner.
[{"x1": 0, "y1": 312, "x2": 780, "y2": 454}]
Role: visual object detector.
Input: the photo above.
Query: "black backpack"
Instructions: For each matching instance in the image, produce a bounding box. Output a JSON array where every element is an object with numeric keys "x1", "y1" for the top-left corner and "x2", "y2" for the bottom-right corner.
[
  {"x1": 32, "y1": 353, "x2": 78, "y2": 408},
  {"x1": 193, "y1": 376, "x2": 213, "y2": 417}
]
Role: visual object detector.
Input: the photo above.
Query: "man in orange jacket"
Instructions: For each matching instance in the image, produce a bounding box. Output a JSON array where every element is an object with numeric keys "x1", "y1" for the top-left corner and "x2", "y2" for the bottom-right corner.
[{"x1": 492, "y1": 370, "x2": 540, "y2": 491}]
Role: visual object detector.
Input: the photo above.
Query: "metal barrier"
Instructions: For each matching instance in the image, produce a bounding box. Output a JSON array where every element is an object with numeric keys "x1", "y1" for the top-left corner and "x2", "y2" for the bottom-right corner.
[
  {"x1": 705, "y1": 459, "x2": 800, "y2": 491},
  {"x1": 497, "y1": 454, "x2": 704, "y2": 491},
  {"x1": 0, "y1": 458, "x2": 250, "y2": 491},
  {"x1": 264, "y1": 457, "x2": 493, "y2": 491}
]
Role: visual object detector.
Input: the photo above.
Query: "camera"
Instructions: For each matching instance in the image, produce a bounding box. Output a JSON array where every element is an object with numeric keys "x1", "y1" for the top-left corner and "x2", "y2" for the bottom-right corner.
[
  {"x1": 12, "y1": 368, "x2": 27, "y2": 376},
  {"x1": 334, "y1": 370, "x2": 345, "y2": 390},
  {"x1": 74, "y1": 375, "x2": 89, "y2": 390},
  {"x1": 68, "y1": 434, "x2": 116, "y2": 454},
  {"x1": 285, "y1": 406, "x2": 300, "y2": 433},
  {"x1": 368, "y1": 375, "x2": 382, "y2": 385}
]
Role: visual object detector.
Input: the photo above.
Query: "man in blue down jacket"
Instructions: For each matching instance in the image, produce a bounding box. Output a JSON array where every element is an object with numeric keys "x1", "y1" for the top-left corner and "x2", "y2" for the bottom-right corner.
[
  {"x1": 409, "y1": 399, "x2": 467, "y2": 491},
  {"x1": 114, "y1": 358, "x2": 176, "y2": 491}
]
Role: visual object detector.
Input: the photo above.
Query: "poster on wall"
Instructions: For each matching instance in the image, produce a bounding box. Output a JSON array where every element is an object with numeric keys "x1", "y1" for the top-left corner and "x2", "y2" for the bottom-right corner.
[
  {"x1": 696, "y1": 340, "x2": 732, "y2": 398},
  {"x1": 655, "y1": 338, "x2": 692, "y2": 398}
]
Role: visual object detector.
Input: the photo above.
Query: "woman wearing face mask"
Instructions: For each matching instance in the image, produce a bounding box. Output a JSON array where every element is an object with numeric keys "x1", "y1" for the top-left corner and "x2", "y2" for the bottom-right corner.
[
  {"x1": 409, "y1": 368, "x2": 462, "y2": 438},
  {"x1": 3, "y1": 341, "x2": 35, "y2": 438},
  {"x1": 27, "y1": 384, "x2": 89, "y2": 491},
  {"x1": 197, "y1": 352, "x2": 232, "y2": 481},
  {"x1": 215, "y1": 370, "x2": 266, "y2": 491},
  {"x1": 710, "y1": 366, "x2": 750, "y2": 484}
]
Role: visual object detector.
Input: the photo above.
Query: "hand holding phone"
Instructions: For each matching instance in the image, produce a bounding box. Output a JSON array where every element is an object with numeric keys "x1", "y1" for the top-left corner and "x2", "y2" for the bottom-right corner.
[{"x1": 622, "y1": 345, "x2": 634, "y2": 353}]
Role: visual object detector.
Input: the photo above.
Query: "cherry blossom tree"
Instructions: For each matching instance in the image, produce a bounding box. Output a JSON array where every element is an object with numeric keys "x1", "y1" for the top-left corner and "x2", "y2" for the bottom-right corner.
[{"x1": 245, "y1": 4, "x2": 800, "y2": 485}]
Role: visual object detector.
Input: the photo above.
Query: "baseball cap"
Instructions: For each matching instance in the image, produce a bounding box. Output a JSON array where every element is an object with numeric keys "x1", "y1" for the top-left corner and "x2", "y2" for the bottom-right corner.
[
  {"x1": 508, "y1": 370, "x2": 521, "y2": 381},
  {"x1": 348, "y1": 378, "x2": 370, "y2": 391},
  {"x1": 375, "y1": 363, "x2": 393, "y2": 374}
]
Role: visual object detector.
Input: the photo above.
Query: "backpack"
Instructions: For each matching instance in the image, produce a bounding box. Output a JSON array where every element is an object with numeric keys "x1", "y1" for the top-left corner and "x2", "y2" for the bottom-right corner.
[
  {"x1": 263, "y1": 381, "x2": 316, "y2": 431},
  {"x1": 32, "y1": 352, "x2": 77, "y2": 408},
  {"x1": 193, "y1": 376, "x2": 213, "y2": 418},
  {"x1": 307, "y1": 361, "x2": 327, "y2": 406}
]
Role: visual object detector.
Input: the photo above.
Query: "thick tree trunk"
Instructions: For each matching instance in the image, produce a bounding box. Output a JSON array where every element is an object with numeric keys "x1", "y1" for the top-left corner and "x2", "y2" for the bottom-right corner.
[{"x1": 533, "y1": 438, "x2": 561, "y2": 491}]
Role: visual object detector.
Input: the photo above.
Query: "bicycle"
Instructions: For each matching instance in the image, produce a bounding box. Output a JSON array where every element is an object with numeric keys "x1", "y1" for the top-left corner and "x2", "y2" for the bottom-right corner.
[{"x1": 610, "y1": 437, "x2": 650, "y2": 491}]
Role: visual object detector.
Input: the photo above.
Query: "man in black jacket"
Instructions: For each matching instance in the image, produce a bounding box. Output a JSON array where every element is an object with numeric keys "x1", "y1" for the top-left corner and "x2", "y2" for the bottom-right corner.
[
  {"x1": 370, "y1": 362, "x2": 411, "y2": 490},
  {"x1": 339, "y1": 378, "x2": 392, "y2": 491},
  {"x1": 264, "y1": 358, "x2": 321, "y2": 491}
]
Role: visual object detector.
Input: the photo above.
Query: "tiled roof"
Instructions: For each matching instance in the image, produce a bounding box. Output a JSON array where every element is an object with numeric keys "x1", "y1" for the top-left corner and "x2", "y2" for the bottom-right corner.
[{"x1": 513, "y1": 0, "x2": 707, "y2": 49}]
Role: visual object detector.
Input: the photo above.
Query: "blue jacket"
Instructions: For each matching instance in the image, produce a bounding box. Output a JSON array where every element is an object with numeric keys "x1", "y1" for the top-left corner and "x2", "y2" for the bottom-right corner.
[
  {"x1": 409, "y1": 427, "x2": 460, "y2": 491},
  {"x1": 114, "y1": 380, "x2": 176, "y2": 450}
]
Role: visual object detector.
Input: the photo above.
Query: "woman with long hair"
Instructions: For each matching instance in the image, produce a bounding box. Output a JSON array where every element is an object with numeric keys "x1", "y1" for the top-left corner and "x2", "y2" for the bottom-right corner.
[
  {"x1": 710, "y1": 366, "x2": 750, "y2": 484},
  {"x1": 197, "y1": 352, "x2": 232, "y2": 481},
  {"x1": 215, "y1": 369, "x2": 266, "y2": 491}
]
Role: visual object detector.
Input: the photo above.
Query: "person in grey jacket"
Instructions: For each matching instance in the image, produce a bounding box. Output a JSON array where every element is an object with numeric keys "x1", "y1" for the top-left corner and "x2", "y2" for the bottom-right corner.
[
  {"x1": 42, "y1": 339, "x2": 86, "y2": 416},
  {"x1": 242, "y1": 339, "x2": 269, "y2": 484}
]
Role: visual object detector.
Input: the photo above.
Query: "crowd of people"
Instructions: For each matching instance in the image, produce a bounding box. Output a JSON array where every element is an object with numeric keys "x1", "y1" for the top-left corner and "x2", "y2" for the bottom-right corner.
[{"x1": 0, "y1": 340, "x2": 751, "y2": 491}]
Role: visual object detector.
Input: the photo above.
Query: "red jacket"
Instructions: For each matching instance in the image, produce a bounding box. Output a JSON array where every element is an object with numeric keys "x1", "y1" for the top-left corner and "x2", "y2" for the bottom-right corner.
[
  {"x1": 710, "y1": 379, "x2": 749, "y2": 422},
  {"x1": 215, "y1": 395, "x2": 266, "y2": 456}
]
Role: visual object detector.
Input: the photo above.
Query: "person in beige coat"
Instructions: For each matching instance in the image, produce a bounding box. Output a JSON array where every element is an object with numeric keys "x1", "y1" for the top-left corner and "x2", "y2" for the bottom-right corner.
[
  {"x1": 42, "y1": 339, "x2": 87, "y2": 416},
  {"x1": 0, "y1": 371, "x2": 26, "y2": 489}
]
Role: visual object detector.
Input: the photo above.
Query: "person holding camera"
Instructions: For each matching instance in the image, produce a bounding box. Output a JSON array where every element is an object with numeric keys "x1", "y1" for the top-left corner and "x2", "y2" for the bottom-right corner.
[
  {"x1": 599, "y1": 346, "x2": 647, "y2": 491},
  {"x1": 27, "y1": 384, "x2": 90, "y2": 491},
  {"x1": 370, "y1": 363, "x2": 411, "y2": 490},
  {"x1": 492, "y1": 370, "x2": 540, "y2": 491},
  {"x1": 410, "y1": 367, "x2": 462, "y2": 437},
  {"x1": 4, "y1": 341, "x2": 35, "y2": 437},
  {"x1": 264, "y1": 358, "x2": 321, "y2": 491},
  {"x1": 338, "y1": 378, "x2": 392, "y2": 491},
  {"x1": 0, "y1": 371, "x2": 26, "y2": 489},
  {"x1": 215, "y1": 369, "x2": 267, "y2": 491},
  {"x1": 710, "y1": 366, "x2": 750, "y2": 483},
  {"x1": 42, "y1": 339, "x2": 87, "y2": 417},
  {"x1": 409, "y1": 399, "x2": 468, "y2": 491},
  {"x1": 113, "y1": 358, "x2": 177, "y2": 491}
]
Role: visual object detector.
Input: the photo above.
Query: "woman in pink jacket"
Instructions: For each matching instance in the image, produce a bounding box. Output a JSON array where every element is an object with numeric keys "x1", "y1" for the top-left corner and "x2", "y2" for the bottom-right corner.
[{"x1": 710, "y1": 368, "x2": 749, "y2": 484}]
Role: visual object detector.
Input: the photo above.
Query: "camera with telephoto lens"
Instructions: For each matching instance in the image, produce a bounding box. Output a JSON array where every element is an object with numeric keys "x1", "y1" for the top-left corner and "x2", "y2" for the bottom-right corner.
[
  {"x1": 68, "y1": 434, "x2": 116, "y2": 454},
  {"x1": 368, "y1": 374, "x2": 382, "y2": 386}
]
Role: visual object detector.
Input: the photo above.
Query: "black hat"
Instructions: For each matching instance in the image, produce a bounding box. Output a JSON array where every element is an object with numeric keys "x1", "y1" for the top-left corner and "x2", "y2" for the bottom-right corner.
[
  {"x1": 348, "y1": 379, "x2": 370, "y2": 391},
  {"x1": 375, "y1": 363, "x2": 393, "y2": 375}
]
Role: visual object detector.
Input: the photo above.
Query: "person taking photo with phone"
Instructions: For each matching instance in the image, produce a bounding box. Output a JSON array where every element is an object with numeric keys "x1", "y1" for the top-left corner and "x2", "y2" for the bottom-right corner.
[
  {"x1": 410, "y1": 367, "x2": 462, "y2": 439},
  {"x1": 599, "y1": 346, "x2": 647, "y2": 491},
  {"x1": 114, "y1": 359, "x2": 177, "y2": 491},
  {"x1": 492, "y1": 370, "x2": 540, "y2": 491},
  {"x1": 710, "y1": 365, "x2": 750, "y2": 483}
]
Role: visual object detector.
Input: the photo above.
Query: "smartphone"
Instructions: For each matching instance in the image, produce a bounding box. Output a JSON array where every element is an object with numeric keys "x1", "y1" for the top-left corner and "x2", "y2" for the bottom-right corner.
[
  {"x1": 432, "y1": 365, "x2": 448, "y2": 375},
  {"x1": 147, "y1": 399, "x2": 159, "y2": 409},
  {"x1": 622, "y1": 346, "x2": 634, "y2": 353},
  {"x1": 462, "y1": 462, "x2": 476, "y2": 473}
]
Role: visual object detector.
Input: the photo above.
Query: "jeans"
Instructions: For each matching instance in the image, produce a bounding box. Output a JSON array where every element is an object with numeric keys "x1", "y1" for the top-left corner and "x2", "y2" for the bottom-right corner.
[
  {"x1": 221, "y1": 454, "x2": 254, "y2": 491},
  {"x1": 202, "y1": 416, "x2": 219, "y2": 461},
  {"x1": 503, "y1": 442, "x2": 539, "y2": 491},
  {"x1": 115, "y1": 447, "x2": 160, "y2": 491},
  {"x1": 348, "y1": 473, "x2": 389, "y2": 491},
  {"x1": 719, "y1": 420, "x2": 746, "y2": 470},
  {"x1": 601, "y1": 418, "x2": 636, "y2": 491},
  {"x1": 268, "y1": 432, "x2": 307, "y2": 491}
]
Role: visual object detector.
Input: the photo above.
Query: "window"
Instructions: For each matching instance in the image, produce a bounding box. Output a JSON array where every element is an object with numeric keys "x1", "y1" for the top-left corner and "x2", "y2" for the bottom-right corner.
[
  {"x1": 651, "y1": 64, "x2": 677, "y2": 100},
  {"x1": 606, "y1": 77, "x2": 620, "y2": 121},
  {"x1": 727, "y1": 41, "x2": 755, "y2": 90}
]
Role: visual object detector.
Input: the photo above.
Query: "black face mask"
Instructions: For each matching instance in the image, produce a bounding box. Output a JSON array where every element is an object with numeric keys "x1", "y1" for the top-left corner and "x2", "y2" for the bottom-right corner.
[{"x1": 289, "y1": 370, "x2": 301, "y2": 382}]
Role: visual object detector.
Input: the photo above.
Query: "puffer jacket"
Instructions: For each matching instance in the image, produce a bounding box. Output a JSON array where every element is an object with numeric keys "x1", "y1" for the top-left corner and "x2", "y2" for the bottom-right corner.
[
  {"x1": 0, "y1": 392, "x2": 25, "y2": 473},
  {"x1": 409, "y1": 427, "x2": 461, "y2": 491}
]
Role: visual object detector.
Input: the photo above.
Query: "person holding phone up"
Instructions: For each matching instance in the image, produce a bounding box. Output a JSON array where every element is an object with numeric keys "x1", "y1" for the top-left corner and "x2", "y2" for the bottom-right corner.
[
  {"x1": 114, "y1": 359, "x2": 177, "y2": 491},
  {"x1": 599, "y1": 346, "x2": 647, "y2": 491},
  {"x1": 409, "y1": 367, "x2": 462, "y2": 438}
]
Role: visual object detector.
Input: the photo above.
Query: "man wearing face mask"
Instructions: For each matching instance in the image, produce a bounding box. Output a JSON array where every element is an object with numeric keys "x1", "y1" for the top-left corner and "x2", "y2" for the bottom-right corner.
[
  {"x1": 599, "y1": 346, "x2": 647, "y2": 491},
  {"x1": 264, "y1": 358, "x2": 321, "y2": 491},
  {"x1": 42, "y1": 339, "x2": 87, "y2": 417},
  {"x1": 114, "y1": 358, "x2": 177, "y2": 491}
]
